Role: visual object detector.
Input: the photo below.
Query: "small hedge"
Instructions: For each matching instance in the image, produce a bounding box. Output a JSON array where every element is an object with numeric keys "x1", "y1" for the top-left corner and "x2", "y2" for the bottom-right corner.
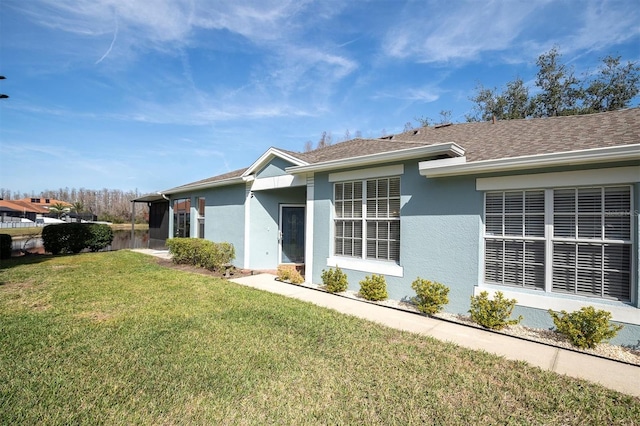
[
  {"x1": 411, "y1": 278, "x2": 449, "y2": 315},
  {"x1": 469, "y1": 291, "x2": 522, "y2": 330},
  {"x1": 166, "y1": 238, "x2": 235, "y2": 271},
  {"x1": 359, "y1": 274, "x2": 388, "y2": 301},
  {"x1": 321, "y1": 267, "x2": 348, "y2": 293},
  {"x1": 549, "y1": 306, "x2": 623, "y2": 349},
  {"x1": 0, "y1": 234, "x2": 11, "y2": 259},
  {"x1": 42, "y1": 223, "x2": 114, "y2": 254},
  {"x1": 277, "y1": 265, "x2": 304, "y2": 284}
]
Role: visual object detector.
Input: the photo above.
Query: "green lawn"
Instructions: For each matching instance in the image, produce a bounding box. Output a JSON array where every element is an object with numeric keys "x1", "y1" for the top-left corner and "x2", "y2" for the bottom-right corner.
[{"x1": 1, "y1": 251, "x2": 638, "y2": 425}]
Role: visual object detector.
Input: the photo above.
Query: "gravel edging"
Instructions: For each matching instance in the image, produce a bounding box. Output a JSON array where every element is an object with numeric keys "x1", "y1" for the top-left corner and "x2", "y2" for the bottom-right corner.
[{"x1": 282, "y1": 279, "x2": 640, "y2": 367}]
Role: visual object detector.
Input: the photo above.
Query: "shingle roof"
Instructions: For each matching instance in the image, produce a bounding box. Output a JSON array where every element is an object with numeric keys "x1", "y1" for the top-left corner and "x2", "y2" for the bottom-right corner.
[
  {"x1": 167, "y1": 167, "x2": 248, "y2": 192},
  {"x1": 168, "y1": 108, "x2": 639, "y2": 191},
  {"x1": 392, "y1": 107, "x2": 640, "y2": 162}
]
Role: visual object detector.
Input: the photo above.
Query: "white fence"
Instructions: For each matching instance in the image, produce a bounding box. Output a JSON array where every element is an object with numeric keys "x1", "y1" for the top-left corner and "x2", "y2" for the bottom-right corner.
[{"x1": 0, "y1": 222, "x2": 45, "y2": 229}]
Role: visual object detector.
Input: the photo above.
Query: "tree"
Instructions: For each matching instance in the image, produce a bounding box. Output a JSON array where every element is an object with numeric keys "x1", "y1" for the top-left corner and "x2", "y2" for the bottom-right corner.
[
  {"x1": 582, "y1": 55, "x2": 640, "y2": 113},
  {"x1": 49, "y1": 202, "x2": 70, "y2": 219},
  {"x1": 71, "y1": 201, "x2": 84, "y2": 214},
  {"x1": 532, "y1": 47, "x2": 581, "y2": 117},
  {"x1": 316, "y1": 131, "x2": 332, "y2": 149},
  {"x1": 466, "y1": 47, "x2": 639, "y2": 122}
]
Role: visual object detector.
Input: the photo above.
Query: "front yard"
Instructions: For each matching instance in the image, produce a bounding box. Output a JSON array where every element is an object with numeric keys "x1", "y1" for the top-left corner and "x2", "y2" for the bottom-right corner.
[{"x1": 0, "y1": 251, "x2": 638, "y2": 424}]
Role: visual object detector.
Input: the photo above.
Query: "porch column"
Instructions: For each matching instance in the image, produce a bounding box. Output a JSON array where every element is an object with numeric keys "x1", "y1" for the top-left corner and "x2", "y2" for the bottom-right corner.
[
  {"x1": 243, "y1": 181, "x2": 252, "y2": 269},
  {"x1": 304, "y1": 175, "x2": 314, "y2": 285}
]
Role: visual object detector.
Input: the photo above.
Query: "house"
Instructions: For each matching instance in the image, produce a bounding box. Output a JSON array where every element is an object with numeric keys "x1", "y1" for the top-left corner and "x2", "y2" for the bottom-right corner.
[
  {"x1": 143, "y1": 108, "x2": 640, "y2": 345},
  {"x1": 0, "y1": 199, "x2": 51, "y2": 222}
]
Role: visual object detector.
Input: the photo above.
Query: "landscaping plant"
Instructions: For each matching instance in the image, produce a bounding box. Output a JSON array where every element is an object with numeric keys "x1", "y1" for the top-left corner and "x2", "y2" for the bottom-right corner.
[
  {"x1": 277, "y1": 265, "x2": 304, "y2": 284},
  {"x1": 549, "y1": 306, "x2": 623, "y2": 349},
  {"x1": 321, "y1": 267, "x2": 348, "y2": 293},
  {"x1": 411, "y1": 277, "x2": 449, "y2": 315},
  {"x1": 166, "y1": 238, "x2": 235, "y2": 271},
  {"x1": 469, "y1": 291, "x2": 522, "y2": 330},
  {"x1": 42, "y1": 223, "x2": 114, "y2": 254},
  {"x1": 359, "y1": 274, "x2": 388, "y2": 301}
]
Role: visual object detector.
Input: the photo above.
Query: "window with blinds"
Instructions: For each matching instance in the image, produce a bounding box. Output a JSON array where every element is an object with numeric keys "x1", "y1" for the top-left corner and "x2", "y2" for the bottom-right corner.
[
  {"x1": 484, "y1": 186, "x2": 632, "y2": 301},
  {"x1": 484, "y1": 190, "x2": 546, "y2": 290},
  {"x1": 551, "y1": 187, "x2": 631, "y2": 300},
  {"x1": 334, "y1": 177, "x2": 400, "y2": 262}
]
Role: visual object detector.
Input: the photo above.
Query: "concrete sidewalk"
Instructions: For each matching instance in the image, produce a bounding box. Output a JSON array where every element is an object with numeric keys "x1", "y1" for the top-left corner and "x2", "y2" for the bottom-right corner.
[{"x1": 228, "y1": 273, "x2": 640, "y2": 398}]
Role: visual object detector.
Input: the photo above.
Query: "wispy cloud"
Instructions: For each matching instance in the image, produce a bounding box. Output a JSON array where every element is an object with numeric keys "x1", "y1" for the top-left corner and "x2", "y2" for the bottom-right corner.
[{"x1": 380, "y1": 0, "x2": 639, "y2": 65}]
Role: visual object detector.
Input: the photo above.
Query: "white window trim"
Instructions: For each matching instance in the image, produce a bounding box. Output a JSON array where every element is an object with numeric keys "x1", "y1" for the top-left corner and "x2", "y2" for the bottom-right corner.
[
  {"x1": 474, "y1": 286, "x2": 640, "y2": 325},
  {"x1": 476, "y1": 166, "x2": 640, "y2": 191},
  {"x1": 480, "y1": 182, "x2": 635, "y2": 309},
  {"x1": 329, "y1": 164, "x2": 404, "y2": 183},
  {"x1": 326, "y1": 256, "x2": 404, "y2": 277},
  {"x1": 330, "y1": 168, "x2": 404, "y2": 276}
]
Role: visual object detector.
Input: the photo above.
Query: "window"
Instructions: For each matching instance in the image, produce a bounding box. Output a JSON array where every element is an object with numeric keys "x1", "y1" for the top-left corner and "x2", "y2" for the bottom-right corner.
[
  {"x1": 197, "y1": 197, "x2": 205, "y2": 239},
  {"x1": 173, "y1": 198, "x2": 190, "y2": 238},
  {"x1": 334, "y1": 177, "x2": 400, "y2": 262},
  {"x1": 484, "y1": 186, "x2": 632, "y2": 301}
]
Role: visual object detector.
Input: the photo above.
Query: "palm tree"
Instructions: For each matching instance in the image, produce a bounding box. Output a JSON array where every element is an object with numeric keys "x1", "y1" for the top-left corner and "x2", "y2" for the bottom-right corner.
[
  {"x1": 71, "y1": 201, "x2": 84, "y2": 214},
  {"x1": 49, "y1": 202, "x2": 70, "y2": 219}
]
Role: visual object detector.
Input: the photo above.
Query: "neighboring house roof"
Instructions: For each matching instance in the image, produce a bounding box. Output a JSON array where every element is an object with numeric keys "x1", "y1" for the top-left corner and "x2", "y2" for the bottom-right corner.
[
  {"x1": 0, "y1": 200, "x2": 49, "y2": 214},
  {"x1": 163, "y1": 108, "x2": 640, "y2": 193},
  {"x1": 14, "y1": 198, "x2": 73, "y2": 209}
]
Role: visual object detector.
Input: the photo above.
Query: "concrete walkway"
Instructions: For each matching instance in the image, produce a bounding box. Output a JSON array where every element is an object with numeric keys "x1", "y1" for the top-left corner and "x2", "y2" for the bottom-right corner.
[
  {"x1": 131, "y1": 250, "x2": 639, "y2": 397},
  {"x1": 227, "y1": 273, "x2": 640, "y2": 398}
]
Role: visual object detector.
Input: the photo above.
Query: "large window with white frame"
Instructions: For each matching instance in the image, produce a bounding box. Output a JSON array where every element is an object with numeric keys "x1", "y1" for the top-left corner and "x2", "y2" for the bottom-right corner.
[
  {"x1": 334, "y1": 177, "x2": 400, "y2": 262},
  {"x1": 484, "y1": 186, "x2": 632, "y2": 301}
]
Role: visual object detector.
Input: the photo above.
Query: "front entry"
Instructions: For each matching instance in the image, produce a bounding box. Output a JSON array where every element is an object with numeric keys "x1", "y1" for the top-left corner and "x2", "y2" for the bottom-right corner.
[{"x1": 279, "y1": 205, "x2": 305, "y2": 264}]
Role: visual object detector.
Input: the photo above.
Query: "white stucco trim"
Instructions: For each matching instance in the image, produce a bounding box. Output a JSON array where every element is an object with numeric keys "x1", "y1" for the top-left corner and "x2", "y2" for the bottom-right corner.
[
  {"x1": 326, "y1": 256, "x2": 404, "y2": 277},
  {"x1": 251, "y1": 174, "x2": 307, "y2": 191},
  {"x1": 243, "y1": 182, "x2": 251, "y2": 269},
  {"x1": 242, "y1": 147, "x2": 308, "y2": 177},
  {"x1": 305, "y1": 176, "x2": 315, "y2": 285},
  {"x1": 420, "y1": 144, "x2": 640, "y2": 178},
  {"x1": 288, "y1": 143, "x2": 465, "y2": 174},
  {"x1": 328, "y1": 164, "x2": 404, "y2": 182},
  {"x1": 474, "y1": 286, "x2": 640, "y2": 325},
  {"x1": 476, "y1": 166, "x2": 640, "y2": 191}
]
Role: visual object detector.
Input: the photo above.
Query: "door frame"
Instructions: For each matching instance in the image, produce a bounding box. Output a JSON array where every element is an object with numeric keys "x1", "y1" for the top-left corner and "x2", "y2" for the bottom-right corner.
[{"x1": 278, "y1": 204, "x2": 306, "y2": 265}]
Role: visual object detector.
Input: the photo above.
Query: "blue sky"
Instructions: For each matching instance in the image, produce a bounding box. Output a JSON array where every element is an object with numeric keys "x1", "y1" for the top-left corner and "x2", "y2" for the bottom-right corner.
[{"x1": 1, "y1": 0, "x2": 639, "y2": 196}]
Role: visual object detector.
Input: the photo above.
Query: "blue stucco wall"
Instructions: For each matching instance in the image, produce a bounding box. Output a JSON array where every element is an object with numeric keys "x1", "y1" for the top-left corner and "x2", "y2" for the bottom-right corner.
[
  {"x1": 249, "y1": 186, "x2": 306, "y2": 270},
  {"x1": 256, "y1": 156, "x2": 295, "y2": 178},
  {"x1": 310, "y1": 161, "x2": 640, "y2": 347},
  {"x1": 169, "y1": 184, "x2": 246, "y2": 267},
  {"x1": 310, "y1": 160, "x2": 481, "y2": 313}
]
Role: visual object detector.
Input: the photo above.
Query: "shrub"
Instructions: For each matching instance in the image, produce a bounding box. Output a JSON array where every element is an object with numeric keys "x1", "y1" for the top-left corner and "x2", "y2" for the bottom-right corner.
[
  {"x1": 321, "y1": 267, "x2": 348, "y2": 293},
  {"x1": 42, "y1": 223, "x2": 112, "y2": 254},
  {"x1": 549, "y1": 306, "x2": 623, "y2": 349},
  {"x1": 0, "y1": 234, "x2": 11, "y2": 259},
  {"x1": 359, "y1": 274, "x2": 388, "y2": 301},
  {"x1": 277, "y1": 265, "x2": 304, "y2": 284},
  {"x1": 469, "y1": 291, "x2": 522, "y2": 330},
  {"x1": 411, "y1": 278, "x2": 449, "y2": 315},
  {"x1": 166, "y1": 238, "x2": 236, "y2": 271},
  {"x1": 86, "y1": 224, "x2": 114, "y2": 252}
]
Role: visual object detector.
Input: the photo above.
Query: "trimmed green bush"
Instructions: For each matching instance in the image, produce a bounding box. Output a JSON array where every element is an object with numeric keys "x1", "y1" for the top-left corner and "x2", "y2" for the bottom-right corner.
[
  {"x1": 0, "y1": 234, "x2": 12, "y2": 259},
  {"x1": 411, "y1": 277, "x2": 449, "y2": 315},
  {"x1": 549, "y1": 306, "x2": 623, "y2": 349},
  {"x1": 166, "y1": 238, "x2": 235, "y2": 271},
  {"x1": 359, "y1": 274, "x2": 388, "y2": 301},
  {"x1": 469, "y1": 291, "x2": 522, "y2": 330},
  {"x1": 321, "y1": 267, "x2": 348, "y2": 293},
  {"x1": 86, "y1": 224, "x2": 114, "y2": 252},
  {"x1": 42, "y1": 223, "x2": 113, "y2": 254}
]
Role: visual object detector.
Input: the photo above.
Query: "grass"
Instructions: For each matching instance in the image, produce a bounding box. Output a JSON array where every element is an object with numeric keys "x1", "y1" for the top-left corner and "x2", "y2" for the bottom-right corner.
[{"x1": 1, "y1": 251, "x2": 639, "y2": 425}]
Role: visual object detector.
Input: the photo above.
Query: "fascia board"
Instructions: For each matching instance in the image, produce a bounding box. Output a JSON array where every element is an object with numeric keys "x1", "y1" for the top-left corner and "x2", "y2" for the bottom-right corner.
[
  {"x1": 419, "y1": 144, "x2": 640, "y2": 178},
  {"x1": 162, "y1": 176, "x2": 246, "y2": 195},
  {"x1": 242, "y1": 147, "x2": 309, "y2": 177},
  {"x1": 286, "y1": 142, "x2": 465, "y2": 174}
]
